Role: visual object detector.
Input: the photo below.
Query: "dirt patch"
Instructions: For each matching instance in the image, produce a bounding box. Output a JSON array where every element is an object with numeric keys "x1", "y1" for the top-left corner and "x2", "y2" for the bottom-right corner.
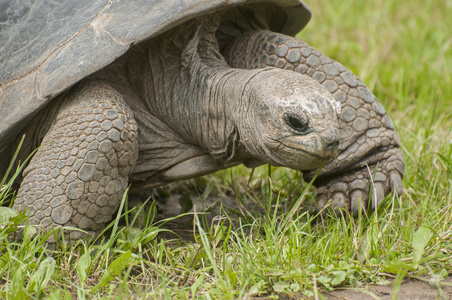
[
  {"x1": 323, "y1": 277, "x2": 452, "y2": 300},
  {"x1": 246, "y1": 278, "x2": 452, "y2": 299}
]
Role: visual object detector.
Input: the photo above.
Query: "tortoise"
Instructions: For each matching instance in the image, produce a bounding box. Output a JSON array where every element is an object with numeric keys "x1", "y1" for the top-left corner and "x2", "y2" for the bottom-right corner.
[{"x1": 0, "y1": 0, "x2": 404, "y2": 240}]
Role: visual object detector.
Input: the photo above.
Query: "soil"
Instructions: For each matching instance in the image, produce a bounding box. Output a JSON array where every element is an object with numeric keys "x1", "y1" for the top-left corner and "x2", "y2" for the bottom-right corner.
[
  {"x1": 322, "y1": 277, "x2": 452, "y2": 300},
  {"x1": 247, "y1": 277, "x2": 452, "y2": 299}
]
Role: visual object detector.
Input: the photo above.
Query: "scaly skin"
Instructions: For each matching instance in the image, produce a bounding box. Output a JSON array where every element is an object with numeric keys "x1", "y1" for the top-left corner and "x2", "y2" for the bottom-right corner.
[
  {"x1": 223, "y1": 30, "x2": 404, "y2": 216},
  {"x1": 13, "y1": 80, "x2": 139, "y2": 240}
]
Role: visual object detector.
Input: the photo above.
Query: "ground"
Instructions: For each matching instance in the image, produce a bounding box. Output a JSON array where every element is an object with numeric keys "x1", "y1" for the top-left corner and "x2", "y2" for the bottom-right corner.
[
  {"x1": 324, "y1": 277, "x2": 452, "y2": 300},
  {"x1": 155, "y1": 191, "x2": 452, "y2": 299}
]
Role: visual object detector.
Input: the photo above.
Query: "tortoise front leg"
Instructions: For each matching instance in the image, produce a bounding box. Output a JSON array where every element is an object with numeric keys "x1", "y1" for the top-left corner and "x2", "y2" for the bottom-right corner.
[
  {"x1": 223, "y1": 30, "x2": 404, "y2": 216},
  {"x1": 14, "y1": 80, "x2": 139, "y2": 241}
]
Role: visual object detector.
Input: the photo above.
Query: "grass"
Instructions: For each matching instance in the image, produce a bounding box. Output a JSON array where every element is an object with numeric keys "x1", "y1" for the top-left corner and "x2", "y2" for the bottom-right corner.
[{"x1": 1, "y1": 0, "x2": 452, "y2": 298}]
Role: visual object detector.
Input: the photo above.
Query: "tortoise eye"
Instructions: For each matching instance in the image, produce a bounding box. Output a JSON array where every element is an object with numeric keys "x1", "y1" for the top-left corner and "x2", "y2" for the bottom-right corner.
[{"x1": 285, "y1": 113, "x2": 309, "y2": 134}]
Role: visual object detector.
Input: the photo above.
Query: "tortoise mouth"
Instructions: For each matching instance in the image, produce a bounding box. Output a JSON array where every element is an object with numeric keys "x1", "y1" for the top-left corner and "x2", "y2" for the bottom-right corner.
[
  {"x1": 272, "y1": 140, "x2": 338, "y2": 171},
  {"x1": 280, "y1": 138, "x2": 338, "y2": 161},
  {"x1": 283, "y1": 143, "x2": 337, "y2": 161}
]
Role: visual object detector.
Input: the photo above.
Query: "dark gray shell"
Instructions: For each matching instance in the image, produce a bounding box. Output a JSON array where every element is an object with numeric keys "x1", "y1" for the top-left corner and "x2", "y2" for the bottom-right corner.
[{"x1": 0, "y1": 0, "x2": 310, "y2": 173}]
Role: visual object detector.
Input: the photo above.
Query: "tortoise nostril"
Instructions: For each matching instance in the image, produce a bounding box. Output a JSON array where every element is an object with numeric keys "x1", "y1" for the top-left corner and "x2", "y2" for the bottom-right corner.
[
  {"x1": 322, "y1": 129, "x2": 340, "y2": 151},
  {"x1": 326, "y1": 140, "x2": 339, "y2": 151}
]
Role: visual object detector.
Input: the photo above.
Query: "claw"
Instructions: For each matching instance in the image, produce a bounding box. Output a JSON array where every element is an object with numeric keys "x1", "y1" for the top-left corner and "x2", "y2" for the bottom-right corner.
[
  {"x1": 389, "y1": 171, "x2": 403, "y2": 196},
  {"x1": 351, "y1": 189, "x2": 367, "y2": 218},
  {"x1": 332, "y1": 192, "x2": 346, "y2": 209},
  {"x1": 330, "y1": 192, "x2": 348, "y2": 217},
  {"x1": 317, "y1": 195, "x2": 329, "y2": 217},
  {"x1": 370, "y1": 182, "x2": 385, "y2": 210}
]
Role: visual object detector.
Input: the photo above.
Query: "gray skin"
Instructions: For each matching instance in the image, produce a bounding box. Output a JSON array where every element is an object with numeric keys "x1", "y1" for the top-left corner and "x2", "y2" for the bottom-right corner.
[
  {"x1": 4, "y1": 2, "x2": 404, "y2": 240},
  {"x1": 13, "y1": 16, "x2": 341, "y2": 240}
]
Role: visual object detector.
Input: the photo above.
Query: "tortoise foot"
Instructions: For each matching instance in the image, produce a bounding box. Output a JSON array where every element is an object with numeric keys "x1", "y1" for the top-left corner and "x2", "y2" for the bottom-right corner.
[{"x1": 315, "y1": 147, "x2": 404, "y2": 217}]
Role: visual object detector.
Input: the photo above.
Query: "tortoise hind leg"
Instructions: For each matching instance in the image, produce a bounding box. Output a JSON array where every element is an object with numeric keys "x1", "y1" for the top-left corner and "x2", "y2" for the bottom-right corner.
[
  {"x1": 223, "y1": 30, "x2": 404, "y2": 216},
  {"x1": 13, "y1": 80, "x2": 139, "y2": 241}
]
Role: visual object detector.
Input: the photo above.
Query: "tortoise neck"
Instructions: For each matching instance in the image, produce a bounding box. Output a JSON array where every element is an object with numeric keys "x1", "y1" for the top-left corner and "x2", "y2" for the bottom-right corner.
[
  {"x1": 195, "y1": 67, "x2": 251, "y2": 162},
  {"x1": 138, "y1": 17, "x2": 263, "y2": 164},
  {"x1": 201, "y1": 67, "x2": 282, "y2": 164},
  {"x1": 166, "y1": 63, "x2": 259, "y2": 163}
]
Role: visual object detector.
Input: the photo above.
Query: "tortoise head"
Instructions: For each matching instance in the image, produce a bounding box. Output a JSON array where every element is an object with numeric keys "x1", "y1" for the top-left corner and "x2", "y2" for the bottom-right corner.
[{"x1": 237, "y1": 69, "x2": 341, "y2": 171}]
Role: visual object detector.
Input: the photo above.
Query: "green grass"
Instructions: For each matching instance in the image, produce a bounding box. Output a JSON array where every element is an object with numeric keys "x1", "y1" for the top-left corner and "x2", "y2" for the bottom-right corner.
[{"x1": 1, "y1": 0, "x2": 452, "y2": 298}]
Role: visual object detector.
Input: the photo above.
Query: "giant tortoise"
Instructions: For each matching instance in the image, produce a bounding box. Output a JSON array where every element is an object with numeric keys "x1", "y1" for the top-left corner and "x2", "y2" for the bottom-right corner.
[{"x1": 0, "y1": 0, "x2": 404, "y2": 240}]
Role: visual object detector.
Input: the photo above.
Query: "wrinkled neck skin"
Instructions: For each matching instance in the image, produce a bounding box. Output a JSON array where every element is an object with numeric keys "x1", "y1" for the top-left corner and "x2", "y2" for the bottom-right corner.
[
  {"x1": 148, "y1": 27, "x2": 263, "y2": 162},
  {"x1": 156, "y1": 60, "x2": 261, "y2": 163},
  {"x1": 180, "y1": 68, "x2": 265, "y2": 162}
]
